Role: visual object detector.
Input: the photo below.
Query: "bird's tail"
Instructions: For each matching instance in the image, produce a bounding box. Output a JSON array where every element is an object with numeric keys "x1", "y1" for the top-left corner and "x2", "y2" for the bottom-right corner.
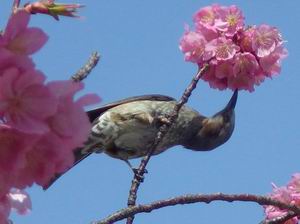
[{"x1": 43, "y1": 148, "x2": 93, "y2": 190}]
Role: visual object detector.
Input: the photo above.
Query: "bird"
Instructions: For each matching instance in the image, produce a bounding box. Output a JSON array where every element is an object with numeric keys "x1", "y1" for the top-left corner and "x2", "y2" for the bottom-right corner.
[{"x1": 43, "y1": 90, "x2": 238, "y2": 189}]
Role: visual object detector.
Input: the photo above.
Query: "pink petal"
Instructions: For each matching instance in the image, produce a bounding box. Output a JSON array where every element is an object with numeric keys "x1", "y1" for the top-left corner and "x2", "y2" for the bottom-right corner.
[
  {"x1": 76, "y1": 94, "x2": 101, "y2": 107},
  {"x1": 47, "y1": 80, "x2": 84, "y2": 98},
  {"x1": 14, "y1": 69, "x2": 45, "y2": 92},
  {"x1": 8, "y1": 113, "x2": 50, "y2": 134},
  {"x1": 0, "y1": 196, "x2": 10, "y2": 224},
  {"x1": 5, "y1": 11, "x2": 30, "y2": 41},
  {"x1": 8, "y1": 189, "x2": 31, "y2": 215},
  {"x1": 0, "y1": 68, "x2": 19, "y2": 99},
  {"x1": 6, "y1": 28, "x2": 48, "y2": 55},
  {"x1": 21, "y1": 85, "x2": 58, "y2": 118}
]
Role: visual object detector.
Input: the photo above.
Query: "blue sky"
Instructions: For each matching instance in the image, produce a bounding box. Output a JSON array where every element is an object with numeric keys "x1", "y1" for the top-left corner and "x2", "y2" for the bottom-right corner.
[{"x1": 1, "y1": 1, "x2": 300, "y2": 223}]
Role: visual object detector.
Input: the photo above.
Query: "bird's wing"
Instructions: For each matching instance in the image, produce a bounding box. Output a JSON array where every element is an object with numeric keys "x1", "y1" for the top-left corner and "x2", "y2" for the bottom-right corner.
[
  {"x1": 87, "y1": 94, "x2": 176, "y2": 122},
  {"x1": 43, "y1": 94, "x2": 175, "y2": 190}
]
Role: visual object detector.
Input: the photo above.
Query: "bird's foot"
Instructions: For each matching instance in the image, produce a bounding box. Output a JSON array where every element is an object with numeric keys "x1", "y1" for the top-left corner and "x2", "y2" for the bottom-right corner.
[
  {"x1": 124, "y1": 160, "x2": 148, "y2": 182},
  {"x1": 132, "y1": 168, "x2": 148, "y2": 182}
]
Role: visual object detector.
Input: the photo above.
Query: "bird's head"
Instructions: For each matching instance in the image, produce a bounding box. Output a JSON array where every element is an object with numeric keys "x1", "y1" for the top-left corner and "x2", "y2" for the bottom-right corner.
[{"x1": 184, "y1": 90, "x2": 238, "y2": 151}]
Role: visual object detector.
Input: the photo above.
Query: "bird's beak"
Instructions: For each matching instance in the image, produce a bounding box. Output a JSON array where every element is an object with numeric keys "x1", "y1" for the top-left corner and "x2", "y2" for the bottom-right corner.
[{"x1": 224, "y1": 89, "x2": 238, "y2": 111}]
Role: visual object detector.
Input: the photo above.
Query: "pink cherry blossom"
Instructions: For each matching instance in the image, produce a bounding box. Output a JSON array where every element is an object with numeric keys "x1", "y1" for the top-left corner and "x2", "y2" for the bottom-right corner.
[
  {"x1": 0, "y1": 68, "x2": 58, "y2": 134},
  {"x1": 193, "y1": 5, "x2": 222, "y2": 41},
  {"x1": 193, "y1": 5, "x2": 219, "y2": 29},
  {"x1": 0, "y1": 50, "x2": 35, "y2": 76},
  {"x1": 208, "y1": 37, "x2": 240, "y2": 61},
  {"x1": 202, "y1": 60, "x2": 228, "y2": 90},
  {"x1": 0, "y1": 195, "x2": 10, "y2": 224},
  {"x1": 180, "y1": 4, "x2": 287, "y2": 92},
  {"x1": 230, "y1": 52, "x2": 260, "y2": 91},
  {"x1": 0, "y1": 189, "x2": 31, "y2": 224},
  {"x1": 179, "y1": 31, "x2": 210, "y2": 63},
  {"x1": 0, "y1": 10, "x2": 48, "y2": 56},
  {"x1": 264, "y1": 185, "x2": 299, "y2": 224},
  {"x1": 288, "y1": 173, "x2": 300, "y2": 192},
  {"x1": 217, "y1": 5, "x2": 244, "y2": 37},
  {"x1": 264, "y1": 174, "x2": 300, "y2": 224},
  {"x1": 252, "y1": 24, "x2": 283, "y2": 58},
  {"x1": 8, "y1": 189, "x2": 31, "y2": 215},
  {"x1": 0, "y1": 125, "x2": 37, "y2": 175},
  {"x1": 47, "y1": 81, "x2": 100, "y2": 149},
  {"x1": 238, "y1": 26, "x2": 254, "y2": 52},
  {"x1": 259, "y1": 45, "x2": 288, "y2": 76},
  {"x1": 15, "y1": 133, "x2": 70, "y2": 187}
]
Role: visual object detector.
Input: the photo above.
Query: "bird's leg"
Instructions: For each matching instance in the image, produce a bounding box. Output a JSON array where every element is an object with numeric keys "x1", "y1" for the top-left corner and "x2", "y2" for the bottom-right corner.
[{"x1": 123, "y1": 160, "x2": 148, "y2": 182}]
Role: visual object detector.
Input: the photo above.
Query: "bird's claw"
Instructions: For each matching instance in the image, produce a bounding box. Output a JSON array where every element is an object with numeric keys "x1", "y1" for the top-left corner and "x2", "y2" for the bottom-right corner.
[{"x1": 132, "y1": 168, "x2": 148, "y2": 182}]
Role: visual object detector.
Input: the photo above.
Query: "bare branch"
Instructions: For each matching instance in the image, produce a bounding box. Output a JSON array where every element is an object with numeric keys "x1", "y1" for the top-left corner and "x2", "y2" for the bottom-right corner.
[
  {"x1": 95, "y1": 193, "x2": 300, "y2": 224},
  {"x1": 71, "y1": 52, "x2": 100, "y2": 82},
  {"x1": 126, "y1": 63, "x2": 208, "y2": 224},
  {"x1": 12, "y1": 0, "x2": 21, "y2": 14}
]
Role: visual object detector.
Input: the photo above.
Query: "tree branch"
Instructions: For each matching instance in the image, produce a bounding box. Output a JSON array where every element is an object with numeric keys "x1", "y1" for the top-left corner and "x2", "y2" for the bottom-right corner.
[
  {"x1": 261, "y1": 211, "x2": 297, "y2": 224},
  {"x1": 95, "y1": 193, "x2": 300, "y2": 224},
  {"x1": 12, "y1": 0, "x2": 21, "y2": 14},
  {"x1": 126, "y1": 63, "x2": 209, "y2": 224},
  {"x1": 71, "y1": 52, "x2": 100, "y2": 82}
]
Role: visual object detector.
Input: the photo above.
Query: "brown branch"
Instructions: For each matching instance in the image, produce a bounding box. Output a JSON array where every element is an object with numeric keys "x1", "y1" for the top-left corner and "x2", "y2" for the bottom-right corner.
[
  {"x1": 261, "y1": 211, "x2": 297, "y2": 224},
  {"x1": 126, "y1": 64, "x2": 209, "y2": 224},
  {"x1": 71, "y1": 52, "x2": 100, "y2": 82},
  {"x1": 95, "y1": 193, "x2": 300, "y2": 224}
]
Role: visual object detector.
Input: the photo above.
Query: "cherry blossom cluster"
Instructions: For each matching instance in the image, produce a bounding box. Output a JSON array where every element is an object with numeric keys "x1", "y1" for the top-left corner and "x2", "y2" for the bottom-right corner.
[
  {"x1": 179, "y1": 4, "x2": 288, "y2": 91},
  {"x1": 0, "y1": 10, "x2": 99, "y2": 223},
  {"x1": 264, "y1": 173, "x2": 300, "y2": 224}
]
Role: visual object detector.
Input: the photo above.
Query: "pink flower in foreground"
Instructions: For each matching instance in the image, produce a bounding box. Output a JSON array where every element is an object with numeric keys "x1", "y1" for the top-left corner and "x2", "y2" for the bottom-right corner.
[
  {"x1": 0, "y1": 195, "x2": 10, "y2": 224},
  {"x1": 24, "y1": 0, "x2": 84, "y2": 21},
  {"x1": 47, "y1": 81, "x2": 100, "y2": 149},
  {"x1": 0, "y1": 68, "x2": 57, "y2": 134},
  {"x1": 180, "y1": 4, "x2": 287, "y2": 92},
  {"x1": 0, "y1": 125, "x2": 37, "y2": 175},
  {"x1": 0, "y1": 10, "x2": 48, "y2": 56},
  {"x1": 11, "y1": 81, "x2": 100, "y2": 188},
  {"x1": 0, "y1": 189, "x2": 31, "y2": 224},
  {"x1": 8, "y1": 189, "x2": 31, "y2": 215},
  {"x1": 15, "y1": 133, "x2": 70, "y2": 187},
  {"x1": 0, "y1": 5, "x2": 101, "y2": 223}
]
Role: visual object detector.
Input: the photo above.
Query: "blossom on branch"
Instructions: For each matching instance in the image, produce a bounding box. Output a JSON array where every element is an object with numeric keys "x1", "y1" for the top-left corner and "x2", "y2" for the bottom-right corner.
[
  {"x1": 264, "y1": 173, "x2": 300, "y2": 224},
  {"x1": 0, "y1": 10, "x2": 48, "y2": 56},
  {"x1": 180, "y1": 4, "x2": 288, "y2": 92},
  {"x1": 0, "y1": 7, "x2": 100, "y2": 223}
]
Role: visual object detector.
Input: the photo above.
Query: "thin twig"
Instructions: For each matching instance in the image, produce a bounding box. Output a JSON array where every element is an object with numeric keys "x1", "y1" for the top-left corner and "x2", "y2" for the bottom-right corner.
[
  {"x1": 126, "y1": 64, "x2": 209, "y2": 224},
  {"x1": 261, "y1": 211, "x2": 297, "y2": 224},
  {"x1": 71, "y1": 52, "x2": 100, "y2": 82},
  {"x1": 12, "y1": 0, "x2": 20, "y2": 14},
  {"x1": 95, "y1": 193, "x2": 300, "y2": 224}
]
